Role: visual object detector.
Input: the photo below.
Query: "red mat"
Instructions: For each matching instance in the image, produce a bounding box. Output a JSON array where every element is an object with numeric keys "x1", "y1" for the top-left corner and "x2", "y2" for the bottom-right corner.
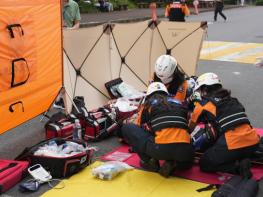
[{"x1": 102, "y1": 128, "x2": 263, "y2": 184}]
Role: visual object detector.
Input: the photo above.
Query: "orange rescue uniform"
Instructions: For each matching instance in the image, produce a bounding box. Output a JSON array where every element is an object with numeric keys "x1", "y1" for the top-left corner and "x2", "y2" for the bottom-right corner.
[{"x1": 190, "y1": 101, "x2": 259, "y2": 150}]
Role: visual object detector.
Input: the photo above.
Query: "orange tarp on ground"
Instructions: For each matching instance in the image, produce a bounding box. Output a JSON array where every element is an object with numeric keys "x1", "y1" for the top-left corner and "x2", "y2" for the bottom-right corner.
[{"x1": 0, "y1": 0, "x2": 62, "y2": 134}]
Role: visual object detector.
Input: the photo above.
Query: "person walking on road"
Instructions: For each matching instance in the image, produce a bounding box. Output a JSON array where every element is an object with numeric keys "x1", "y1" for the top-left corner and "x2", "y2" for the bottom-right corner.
[
  {"x1": 214, "y1": 0, "x2": 227, "y2": 22},
  {"x1": 193, "y1": 0, "x2": 199, "y2": 15}
]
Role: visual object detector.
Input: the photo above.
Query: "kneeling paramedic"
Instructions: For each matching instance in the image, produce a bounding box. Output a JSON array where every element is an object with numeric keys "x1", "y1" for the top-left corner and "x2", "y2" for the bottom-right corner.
[
  {"x1": 152, "y1": 54, "x2": 196, "y2": 103},
  {"x1": 121, "y1": 82, "x2": 194, "y2": 178},
  {"x1": 132, "y1": 55, "x2": 195, "y2": 141},
  {"x1": 189, "y1": 72, "x2": 260, "y2": 178}
]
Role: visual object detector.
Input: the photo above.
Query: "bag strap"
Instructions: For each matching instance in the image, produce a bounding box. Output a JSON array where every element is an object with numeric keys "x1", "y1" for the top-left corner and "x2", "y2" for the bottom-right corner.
[
  {"x1": 0, "y1": 162, "x2": 17, "y2": 173},
  {"x1": 47, "y1": 113, "x2": 76, "y2": 126},
  {"x1": 196, "y1": 184, "x2": 220, "y2": 192},
  {"x1": 98, "y1": 107, "x2": 118, "y2": 123}
]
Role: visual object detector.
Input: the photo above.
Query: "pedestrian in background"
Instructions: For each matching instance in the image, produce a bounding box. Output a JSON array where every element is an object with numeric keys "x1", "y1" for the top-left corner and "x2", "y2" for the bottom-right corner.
[
  {"x1": 63, "y1": 0, "x2": 81, "y2": 29},
  {"x1": 193, "y1": 0, "x2": 199, "y2": 15},
  {"x1": 98, "y1": 0, "x2": 113, "y2": 12},
  {"x1": 214, "y1": 0, "x2": 227, "y2": 22},
  {"x1": 165, "y1": 0, "x2": 190, "y2": 22},
  {"x1": 255, "y1": 57, "x2": 263, "y2": 67}
]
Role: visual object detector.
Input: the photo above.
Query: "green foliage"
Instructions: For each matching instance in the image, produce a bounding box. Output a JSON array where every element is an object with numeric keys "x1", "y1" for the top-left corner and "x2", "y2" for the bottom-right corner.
[
  {"x1": 255, "y1": 0, "x2": 263, "y2": 5},
  {"x1": 112, "y1": 0, "x2": 136, "y2": 9},
  {"x1": 224, "y1": 0, "x2": 237, "y2": 4},
  {"x1": 124, "y1": 0, "x2": 137, "y2": 8},
  {"x1": 187, "y1": 0, "x2": 194, "y2": 4},
  {"x1": 78, "y1": 0, "x2": 98, "y2": 13},
  {"x1": 77, "y1": 0, "x2": 136, "y2": 12},
  {"x1": 78, "y1": 0, "x2": 171, "y2": 12}
]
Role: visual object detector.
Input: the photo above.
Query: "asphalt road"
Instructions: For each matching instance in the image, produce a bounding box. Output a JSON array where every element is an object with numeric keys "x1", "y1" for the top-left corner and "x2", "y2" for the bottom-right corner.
[
  {"x1": 189, "y1": 6, "x2": 263, "y2": 128},
  {"x1": 188, "y1": 6, "x2": 263, "y2": 43},
  {"x1": 1, "y1": 6, "x2": 263, "y2": 197}
]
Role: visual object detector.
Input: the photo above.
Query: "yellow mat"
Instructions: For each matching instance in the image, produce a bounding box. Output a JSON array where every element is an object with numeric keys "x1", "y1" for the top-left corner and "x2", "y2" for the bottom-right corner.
[{"x1": 42, "y1": 162, "x2": 214, "y2": 197}]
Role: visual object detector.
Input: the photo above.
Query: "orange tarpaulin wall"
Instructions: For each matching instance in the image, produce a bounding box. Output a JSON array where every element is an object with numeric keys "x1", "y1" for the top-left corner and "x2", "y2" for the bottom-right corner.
[{"x1": 0, "y1": 0, "x2": 62, "y2": 134}]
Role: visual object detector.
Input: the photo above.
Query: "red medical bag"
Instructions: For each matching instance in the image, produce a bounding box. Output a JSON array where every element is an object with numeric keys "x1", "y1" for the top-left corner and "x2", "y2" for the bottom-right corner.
[{"x1": 0, "y1": 160, "x2": 29, "y2": 194}]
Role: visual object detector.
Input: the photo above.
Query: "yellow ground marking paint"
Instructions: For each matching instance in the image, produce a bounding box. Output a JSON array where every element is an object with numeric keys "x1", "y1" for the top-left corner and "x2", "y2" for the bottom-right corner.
[
  {"x1": 201, "y1": 41, "x2": 229, "y2": 50},
  {"x1": 235, "y1": 51, "x2": 263, "y2": 64},
  {"x1": 200, "y1": 41, "x2": 263, "y2": 64}
]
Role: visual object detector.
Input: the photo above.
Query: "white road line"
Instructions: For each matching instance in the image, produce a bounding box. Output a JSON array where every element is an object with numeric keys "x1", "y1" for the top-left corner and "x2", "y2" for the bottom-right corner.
[
  {"x1": 214, "y1": 46, "x2": 263, "y2": 62},
  {"x1": 201, "y1": 42, "x2": 243, "y2": 56}
]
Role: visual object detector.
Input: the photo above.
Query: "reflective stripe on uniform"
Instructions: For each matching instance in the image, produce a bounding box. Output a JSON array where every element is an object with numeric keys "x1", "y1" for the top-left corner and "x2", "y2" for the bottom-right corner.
[
  {"x1": 218, "y1": 112, "x2": 246, "y2": 123},
  {"x1": 170, "y1": 3, "x2": 182, "y2": 8},
  {"x1": 151, "y1": 115, "x2": 187, "y2": 123},
  {"x1": 152, "y1": 120, "x2": 188, "y2": 128},
  {"x1": 221, "y1": 117, "x2": 249, "y2": 128}
]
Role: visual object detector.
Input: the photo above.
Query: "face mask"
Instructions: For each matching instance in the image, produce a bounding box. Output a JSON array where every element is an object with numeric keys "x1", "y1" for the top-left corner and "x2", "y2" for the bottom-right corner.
[{"x1": 159, "y1": 75, "x2": 173, "y2": 85}]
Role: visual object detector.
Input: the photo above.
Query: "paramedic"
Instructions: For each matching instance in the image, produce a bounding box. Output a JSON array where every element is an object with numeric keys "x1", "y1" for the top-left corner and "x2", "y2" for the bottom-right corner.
[
  {"x1": 165, "y1": 0, "x2": 190, "y2": 22},
  {"x1": 152, "y1": 54, "x2": 194, "y2": 103},
  {"x1": 188, "y1": 72, "x2": 260, "y2": 178},
  {"x1": 122, "y1": 82, "x2": 194, "y2": 178}
]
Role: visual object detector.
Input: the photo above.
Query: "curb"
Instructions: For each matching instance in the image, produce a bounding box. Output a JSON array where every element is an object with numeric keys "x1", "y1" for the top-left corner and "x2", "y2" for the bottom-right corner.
[{"x1": 80, "y1": 5, "x2": 243, "y2": 28}]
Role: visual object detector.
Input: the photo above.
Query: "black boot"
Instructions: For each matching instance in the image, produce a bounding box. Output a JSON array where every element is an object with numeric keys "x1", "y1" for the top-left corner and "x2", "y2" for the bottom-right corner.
[
  {"x1": 239, "y1": 158, "x2": 252, "y2": 179},
  {"x1": 140, "y1": 158, "x2": 160, "y2": 172},
  {"x1": 159, "y1": 160, "x2": 177, "y2": 178}
]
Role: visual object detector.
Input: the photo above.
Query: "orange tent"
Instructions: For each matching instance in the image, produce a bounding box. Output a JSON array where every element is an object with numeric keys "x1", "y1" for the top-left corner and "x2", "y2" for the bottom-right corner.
[
  {"x1": 0, "y1": 1, "x2": 207, "y2": 135},
  {"x1": 0, "y1": 0, "x2": 62, "y2": 134}
]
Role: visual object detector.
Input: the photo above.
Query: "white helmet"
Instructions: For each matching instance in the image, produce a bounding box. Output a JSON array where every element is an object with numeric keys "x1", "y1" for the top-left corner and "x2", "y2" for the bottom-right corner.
[
  {"x1": 146, "y1": 82, "x2": 168, "y2": 96},
  {"x1": 195, "y1": 72, "x2": 221, "y2": 91},
  {"x1": 155, "y1": 55, "x2": 178, "y2": 84}
]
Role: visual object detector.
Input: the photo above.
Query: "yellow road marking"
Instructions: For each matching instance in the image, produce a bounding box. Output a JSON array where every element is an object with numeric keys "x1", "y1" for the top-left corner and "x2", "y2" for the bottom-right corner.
[
  {"x1": 201, "y1": 41, "x2": 229, "y2": 50},
  {"x1": 200, "y1": 41, "x2": 263, "y2": 64}
]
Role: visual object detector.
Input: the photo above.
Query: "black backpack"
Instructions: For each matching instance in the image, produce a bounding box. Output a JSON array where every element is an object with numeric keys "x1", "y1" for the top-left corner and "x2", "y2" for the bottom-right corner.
[
  {"x1": 257, "y1": 177, "x2": 263, "y2": 197},
  {"x1": 211, "y1": 175, "x2": 258, "y2": 197},
  {"x1": 71, "y1": 96, "x2": 89, "y2": 118}
]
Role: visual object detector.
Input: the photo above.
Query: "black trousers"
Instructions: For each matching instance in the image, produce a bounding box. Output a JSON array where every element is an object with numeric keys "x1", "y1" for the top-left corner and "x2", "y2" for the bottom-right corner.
[
  {"x1": 121, "y1": 123, "x2": 194, "y2": 169},
  {"x1": 214, "y1": 2, "x2": 227, "y2": 21},
  {"x1": 200, "y1": 135, "x2": 258, "y2": 174}
]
